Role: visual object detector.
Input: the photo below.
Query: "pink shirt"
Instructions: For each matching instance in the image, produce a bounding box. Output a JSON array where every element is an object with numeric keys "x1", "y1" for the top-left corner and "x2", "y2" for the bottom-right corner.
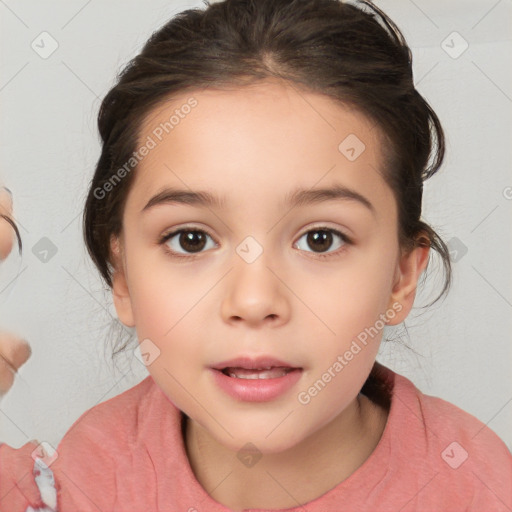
[{"x1": 1, "y1": 364, "x2": 511, "y2": 511}]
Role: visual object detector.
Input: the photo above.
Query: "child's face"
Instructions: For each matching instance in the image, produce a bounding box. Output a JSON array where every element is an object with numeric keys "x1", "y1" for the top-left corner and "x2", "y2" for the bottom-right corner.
[{"x1": 112, "y1": 79, "x2": 421, "y2": 452}]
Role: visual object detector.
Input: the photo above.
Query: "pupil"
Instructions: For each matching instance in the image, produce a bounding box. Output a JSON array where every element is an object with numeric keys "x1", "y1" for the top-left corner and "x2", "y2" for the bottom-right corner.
[
  {"x1": 308, "y1": 230, "x2": 332, "y2": 252},
  {"x1": 180, "y1": 230, "x2": 206, "y2": 252}
]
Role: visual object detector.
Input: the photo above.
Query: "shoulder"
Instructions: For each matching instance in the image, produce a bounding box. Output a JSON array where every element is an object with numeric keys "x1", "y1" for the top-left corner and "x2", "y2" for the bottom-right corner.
[
  {"x1": 51, "y1": 374, "x2": 158, "y2": 469},
  {"x1": 0, "y1": 376, "x2": 178, "y2": 511},
  {"x1": 60, "y1": 375, "x2": 155, "y2": 444},
  {"x1": 50, "y1": 375, "x2": 159, "y2": 510},
  {"x1": 393, "y1": 370, "x2": 511, "y2": 459},
  {"x1": 389, "y1": 368, "x2": 512, "y2": 508}
]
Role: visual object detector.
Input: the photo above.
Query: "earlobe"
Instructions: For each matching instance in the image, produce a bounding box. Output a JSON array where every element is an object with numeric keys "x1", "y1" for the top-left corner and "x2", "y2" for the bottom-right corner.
[
  {"x1": 110, "y1": 236, "x2": 135, "y2": 328},
  {"x1": 386, "y1": 242, "x2": 430, "y2": 326}
]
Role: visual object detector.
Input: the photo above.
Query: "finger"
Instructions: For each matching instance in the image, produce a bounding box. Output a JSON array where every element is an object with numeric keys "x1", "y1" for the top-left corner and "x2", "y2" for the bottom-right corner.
[
  {"x1": 0, "y1": 185, "x2": 13, "y2": 208},
  {"x1": 0, "y1": 186, "x2": 15, "y2": 260},
  {"x1": 0, "y1": 332, "x2": 32, "y2": 370},
  {"x1": 0, "y1": 334, "x2": 31, "y2": 394},
  {"x1": 0, "y1": 353, "x2": 16, "y2": 394}
]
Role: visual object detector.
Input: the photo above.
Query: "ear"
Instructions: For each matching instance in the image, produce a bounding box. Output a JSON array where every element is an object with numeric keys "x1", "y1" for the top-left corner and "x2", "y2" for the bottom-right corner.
[
  {"x1": 386, "y1": 239, "x2": 430, "y2": 326},
  {"x1": 110, "y1": 235, "x2": 135, "y2": 328}
]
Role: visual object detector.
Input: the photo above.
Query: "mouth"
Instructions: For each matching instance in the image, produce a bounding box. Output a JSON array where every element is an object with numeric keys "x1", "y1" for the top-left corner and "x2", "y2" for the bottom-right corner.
[
  {"x1": 219, "y1": 366, "x2": 297, "y2": 379},
  {"x1": 210, "y1": 356, "x2": 303, "y2": 401},
  {"x1": 211, "y1": 356, "x2": 302, "y2": 379}
]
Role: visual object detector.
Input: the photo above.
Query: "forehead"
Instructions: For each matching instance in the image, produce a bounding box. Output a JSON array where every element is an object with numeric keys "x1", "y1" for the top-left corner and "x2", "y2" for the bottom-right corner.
[
  {"x1": 129, "y1": 80, "x2": 392, "y2": 214},
  {"x1": 138, "y1": 79, "x2": 382, "y2": 149}
]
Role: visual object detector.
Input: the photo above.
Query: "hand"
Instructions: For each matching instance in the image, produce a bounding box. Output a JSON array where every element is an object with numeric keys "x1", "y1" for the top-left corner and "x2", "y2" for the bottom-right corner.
[{"x1": 0, "y1": 185, "x2": 31, "y2": 396}]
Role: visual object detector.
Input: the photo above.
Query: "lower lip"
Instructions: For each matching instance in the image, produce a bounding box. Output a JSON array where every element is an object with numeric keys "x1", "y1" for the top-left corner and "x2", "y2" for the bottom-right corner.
[{"x1": 210, "y1": 368, "x2": 303, "y2": 402}]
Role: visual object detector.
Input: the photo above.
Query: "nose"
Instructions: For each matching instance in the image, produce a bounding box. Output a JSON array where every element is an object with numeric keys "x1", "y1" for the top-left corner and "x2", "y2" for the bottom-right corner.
[{"x1": 220, "y1": 248, "x2": 290, "y2": 328}]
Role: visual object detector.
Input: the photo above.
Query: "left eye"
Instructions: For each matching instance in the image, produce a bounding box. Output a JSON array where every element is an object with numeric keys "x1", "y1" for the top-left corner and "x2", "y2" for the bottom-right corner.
[{"x1": 294, "y1": 228, "x2": 350, "y2": 256}]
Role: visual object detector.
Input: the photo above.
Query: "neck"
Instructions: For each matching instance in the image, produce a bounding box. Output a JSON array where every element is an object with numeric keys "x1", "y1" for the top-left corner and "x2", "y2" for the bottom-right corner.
[{"x1": 184, "y1": 393, "x2": 388, "y2": 510}]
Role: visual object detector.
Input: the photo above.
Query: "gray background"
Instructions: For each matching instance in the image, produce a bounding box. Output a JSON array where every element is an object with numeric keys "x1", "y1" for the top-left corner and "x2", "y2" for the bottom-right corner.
[{"x1": 1, "y1": 0, "x2": 511, "y2": 452}]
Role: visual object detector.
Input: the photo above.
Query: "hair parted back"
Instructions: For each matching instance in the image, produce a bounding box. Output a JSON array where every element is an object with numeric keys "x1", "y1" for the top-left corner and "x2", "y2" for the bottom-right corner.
[{"x1": 83, "y1": 0, "x2": 452, "y2": 398}]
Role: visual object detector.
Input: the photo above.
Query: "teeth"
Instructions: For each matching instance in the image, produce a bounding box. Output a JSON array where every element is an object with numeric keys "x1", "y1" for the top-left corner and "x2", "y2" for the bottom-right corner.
[{"x1": 224, "y1": 367, "x2": 293, "y2": 379}]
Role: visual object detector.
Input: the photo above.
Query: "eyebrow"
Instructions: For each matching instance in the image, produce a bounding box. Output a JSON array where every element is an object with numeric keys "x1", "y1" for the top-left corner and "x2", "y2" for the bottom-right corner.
[{"x1": 141, "y1": 184, "x2": 375, "y2": 214}]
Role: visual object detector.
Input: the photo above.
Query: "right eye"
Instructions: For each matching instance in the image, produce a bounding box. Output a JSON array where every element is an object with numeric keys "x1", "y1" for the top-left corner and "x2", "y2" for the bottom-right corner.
[{"x1": 159, "y1": 228, "x2": 218, "y2": 259}]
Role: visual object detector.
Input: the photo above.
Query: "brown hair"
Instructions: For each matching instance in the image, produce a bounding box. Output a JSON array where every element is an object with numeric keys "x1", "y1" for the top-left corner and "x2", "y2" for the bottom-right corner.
[{"x1": 82, "y1": 0, "x2": 452, "y2": 407}]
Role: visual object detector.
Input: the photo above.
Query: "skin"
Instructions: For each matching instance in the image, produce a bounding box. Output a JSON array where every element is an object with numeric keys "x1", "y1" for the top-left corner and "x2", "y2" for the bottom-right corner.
[
  {"x1": 0, "y1": 186, "x2": 32, "y2": 395},
  {"x1": 109, "y1": 78, "x2": 429, "y2": 510}
]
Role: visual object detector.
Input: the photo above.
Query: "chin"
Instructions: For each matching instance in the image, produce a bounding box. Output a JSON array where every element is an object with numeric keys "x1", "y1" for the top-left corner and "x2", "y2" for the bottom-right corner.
[{"x1": 209, "y1": 422, "x2": 306, "y2": 455}]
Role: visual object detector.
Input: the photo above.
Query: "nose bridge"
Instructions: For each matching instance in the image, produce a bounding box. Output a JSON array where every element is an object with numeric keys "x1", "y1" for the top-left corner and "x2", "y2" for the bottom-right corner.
[
  {"x1": 233, "y1": 233, "x2": 278, "y2": 299},
  {"x1": 220, "y1": 233, "x2": 290, "y2": 325}
]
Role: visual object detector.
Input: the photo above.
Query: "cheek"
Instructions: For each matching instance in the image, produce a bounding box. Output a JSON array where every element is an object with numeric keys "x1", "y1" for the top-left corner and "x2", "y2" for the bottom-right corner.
[
  {"x1": 128, "y1": 268, "x2": 205, "y2": 407},
  {"x1": 128, "y1": 256, "x2": 198, "y2": 337},
  {"x1": 127, "y1": 262, "x2": 209, "y2": 375},
  {"x1": 298, "y1": 249, "x2": 397, "y2": 337}
]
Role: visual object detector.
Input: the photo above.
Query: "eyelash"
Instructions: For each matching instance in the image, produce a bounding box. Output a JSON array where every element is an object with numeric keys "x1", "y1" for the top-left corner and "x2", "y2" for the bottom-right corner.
[{"x1": 158, "y1": 225, "x2": 353, "y2": 261}]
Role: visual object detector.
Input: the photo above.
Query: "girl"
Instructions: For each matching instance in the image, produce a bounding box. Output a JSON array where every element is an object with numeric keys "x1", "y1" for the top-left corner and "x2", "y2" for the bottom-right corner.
[{"x1": 1, "y1": 0, "x2": 511, "y2": 510}]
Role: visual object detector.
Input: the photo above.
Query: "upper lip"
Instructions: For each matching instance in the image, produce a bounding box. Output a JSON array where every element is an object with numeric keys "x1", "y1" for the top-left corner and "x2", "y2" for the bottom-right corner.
[{"x1": 211, "y1": 356, "x2": 300, "y2": 371}]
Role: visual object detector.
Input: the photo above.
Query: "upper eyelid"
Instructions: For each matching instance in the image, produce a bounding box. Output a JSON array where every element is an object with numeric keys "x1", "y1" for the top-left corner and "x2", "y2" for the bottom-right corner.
[{"x1": 161, "y1": 225, "x2": 218, "y2": 242}]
